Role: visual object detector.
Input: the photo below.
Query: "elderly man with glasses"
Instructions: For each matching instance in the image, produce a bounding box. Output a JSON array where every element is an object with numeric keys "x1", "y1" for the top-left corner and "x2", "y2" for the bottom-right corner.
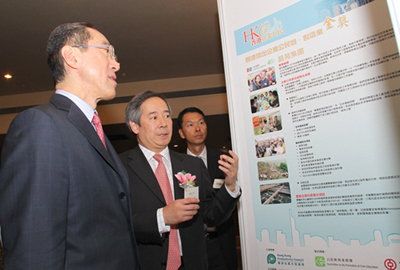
[{"x1": 0, "y1": 22, "x2": 140, "y2": 269}]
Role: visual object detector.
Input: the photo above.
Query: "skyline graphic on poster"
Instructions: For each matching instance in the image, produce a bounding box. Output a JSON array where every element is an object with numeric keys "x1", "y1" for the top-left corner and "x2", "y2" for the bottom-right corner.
[{"x1": 260, "y1": 211, "x2": 400, "y2": 248}]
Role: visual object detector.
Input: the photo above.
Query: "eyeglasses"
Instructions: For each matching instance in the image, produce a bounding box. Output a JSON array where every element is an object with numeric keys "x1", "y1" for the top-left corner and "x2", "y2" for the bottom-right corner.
[{"x1": 72, "y1": 44, "x2": 117, "y2": 60}]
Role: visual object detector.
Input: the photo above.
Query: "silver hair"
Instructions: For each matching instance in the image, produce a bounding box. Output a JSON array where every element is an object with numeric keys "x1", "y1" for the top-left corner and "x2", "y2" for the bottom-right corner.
[{"x1": 125, "y1": 91, "x2": 171, "y2": 128}]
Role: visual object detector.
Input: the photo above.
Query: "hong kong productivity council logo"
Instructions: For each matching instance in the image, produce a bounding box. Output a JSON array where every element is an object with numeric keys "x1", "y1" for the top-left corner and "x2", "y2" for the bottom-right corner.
[
  {"x1": 267, "y1": 254, "x2": 276, "y2": 264},
  {"x1": 315, "y1": 256, "x2": 326, "y2": 267},
  {"x1": 384, "y1": 258, "x2": 397, "y2": 270}
]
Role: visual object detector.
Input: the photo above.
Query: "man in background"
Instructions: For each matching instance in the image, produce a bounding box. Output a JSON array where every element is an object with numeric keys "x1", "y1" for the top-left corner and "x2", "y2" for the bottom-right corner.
[
  {"x1": 0, "y1": 236, "x2": 3, "y2": 270},
  {"x1": 178, "y1": 107, "x2": 238, "y2": 270},
  {"x1": 0, "y1": 22, "x2": 139, "y2": 269},
  {"x1": 120, "y1": 91, "x2": 240, "y2": 270}
]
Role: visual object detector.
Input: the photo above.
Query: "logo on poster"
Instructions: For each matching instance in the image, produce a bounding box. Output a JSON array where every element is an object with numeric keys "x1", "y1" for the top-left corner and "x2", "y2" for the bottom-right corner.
[
  {"x1": 242, "y1": 18, "x2": 284, "y2": 46},
  {"x1": 315, "y1": 256, "x2": 326, "y2": 267},
  {"x1": 267, "y1": 254, "x2": 276, "y2": 264},
  {"x1": 384, "y1": 258, "x2": 397, "y2": 270}
]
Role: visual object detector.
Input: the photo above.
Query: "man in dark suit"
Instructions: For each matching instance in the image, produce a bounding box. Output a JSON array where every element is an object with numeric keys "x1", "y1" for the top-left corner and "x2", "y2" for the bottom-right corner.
[
  {"x1": 0, "y1": 22, "x2": 140, "y2": 269},
  {"x1": 120, "y1": 91, "x2": 240, "y2": 270},
  {"x1": 178, "y1": 107, "x2": 238, "y2": 270}
]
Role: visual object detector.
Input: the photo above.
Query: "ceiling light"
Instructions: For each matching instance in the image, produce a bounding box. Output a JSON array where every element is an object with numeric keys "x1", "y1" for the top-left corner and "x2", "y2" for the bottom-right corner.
[{"x1": 4, "y1": 73, "x2": 13, "y2": 79}]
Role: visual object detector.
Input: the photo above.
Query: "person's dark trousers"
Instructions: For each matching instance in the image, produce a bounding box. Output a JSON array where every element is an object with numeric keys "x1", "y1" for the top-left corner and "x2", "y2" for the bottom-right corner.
[
  {"x1": 217, "y1": 216, "x2": 237, "y2": 270},
  {"x1": 206, "y1": 235, "x2": 228, "y2": 270},
  {"x1": 205, "y1": 215, "x2": 238, "y2": 270},
  {"x1": 0, "y1": 245, "x2": 4, "y2": 270}
]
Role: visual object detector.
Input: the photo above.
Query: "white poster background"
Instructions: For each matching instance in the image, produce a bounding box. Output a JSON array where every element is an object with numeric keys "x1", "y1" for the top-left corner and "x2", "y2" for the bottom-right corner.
[
  {"x1": 218, "y1": 1, "x2": 400, "y2": 269},
  {"x1": 387, "y1": 0, "x2": 400, "y2": 50}
]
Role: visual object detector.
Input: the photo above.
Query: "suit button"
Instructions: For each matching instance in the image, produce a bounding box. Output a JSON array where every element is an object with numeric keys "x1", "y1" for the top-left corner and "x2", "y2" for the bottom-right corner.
[{"x1": 119, "y1": 192, "x2": 126, "y2": 199}]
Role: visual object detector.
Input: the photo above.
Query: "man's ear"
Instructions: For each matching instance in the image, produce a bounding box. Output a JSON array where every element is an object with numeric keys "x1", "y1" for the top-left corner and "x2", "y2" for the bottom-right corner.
[
  {"x1": 129, "y1": 121, "x2": 140, "y2": 135},
  {"x1": 61, "y1": 45, "x2": 79, "y2": 69},
  {"x1": 178, "y1": 129, "x2": 186, "y2": 139}
]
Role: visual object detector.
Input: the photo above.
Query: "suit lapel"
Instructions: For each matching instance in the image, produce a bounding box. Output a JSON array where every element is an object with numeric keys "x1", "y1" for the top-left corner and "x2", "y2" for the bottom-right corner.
[
  {"x1": 50, "y1": 94, "x2": 128, "y2": 187},
  {"x1": 106, "y1": 138, "x2": 130, "y2": 192},
  {"x1": 170, "y1": 151, "x2": 185, "y2": 200},
  {"x1": 127, "y1": 147, "x2": 166, "y2": 203},
  {"x1": 68, "y1": 107, "x2": 113, "y2": 163},
  {"x1": 50, "y1": 94, "x2": 132, "y2": 223}
]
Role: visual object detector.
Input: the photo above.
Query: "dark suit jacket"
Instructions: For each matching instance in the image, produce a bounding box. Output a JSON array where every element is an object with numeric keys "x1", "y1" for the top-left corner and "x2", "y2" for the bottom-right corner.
[
  {"x1": 206, "y1": 147, "x2": 225, "y2": 184},
  {"x1": 206, "y1": 147, "x2": 238, "y2": 270},
  {"x1": 120, "y1": 147, "x2": 238, "y2": 270},
  {"x1": 0, "y1": 94, "x2": 140, "y2": 270}
]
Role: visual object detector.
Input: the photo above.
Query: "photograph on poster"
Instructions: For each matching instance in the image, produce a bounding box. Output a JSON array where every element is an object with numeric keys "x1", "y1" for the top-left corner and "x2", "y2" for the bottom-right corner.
[
  {"x1": 260, "y1": 182, "x2": 291, "y2": 205},
  {"x1": 255, "y1": 137, "x2": 286, "y2": 158},
  {"x1": 257, "y1": 159, "x2": 288, "y2": 180},
  {"x1": 250, "y1": 90, "x2": 280, "y2": 113},
  {"x1": 316, "y1": 0, "x2": 375, "y2": 18},
  {"x1": 247, "y1": 66, "x2": 277, "y2": 92},
  {"x1": 253, "y1": 111, "x2": 282, "y2": 135}
]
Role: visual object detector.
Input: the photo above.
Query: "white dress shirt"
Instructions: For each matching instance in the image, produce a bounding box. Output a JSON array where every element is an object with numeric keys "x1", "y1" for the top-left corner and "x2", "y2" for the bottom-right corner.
[
  {"x1": 138, "y1": 145, "x2": 183, "y2": 255},
  {"x1": 55, "y1": 89, "x2": 99, "y2": 131},
  {"x1": 187, "y1": 147, "x2": 208, "y2": 168}
]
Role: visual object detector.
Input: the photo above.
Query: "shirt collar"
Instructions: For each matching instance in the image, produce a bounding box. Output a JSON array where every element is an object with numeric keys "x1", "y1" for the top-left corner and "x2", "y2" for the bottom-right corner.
[
  {"x1": 55, "y1": 89, "x2": 95, "y2": 122},
  {"x1": 139, "y1": 144, "x2": 171, "y2": 163},
  {"x1": 187, "y1": 146, "x2": 207, "y2": 167}
]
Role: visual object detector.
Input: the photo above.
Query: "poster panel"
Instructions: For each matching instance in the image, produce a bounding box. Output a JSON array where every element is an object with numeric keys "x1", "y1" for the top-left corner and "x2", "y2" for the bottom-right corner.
[
  {"x1": 218, "y1": 0, "x2": 400, "y2": 269},
  {"x1": 387, "y1": 0, "x2": 400, "y2": 50}
]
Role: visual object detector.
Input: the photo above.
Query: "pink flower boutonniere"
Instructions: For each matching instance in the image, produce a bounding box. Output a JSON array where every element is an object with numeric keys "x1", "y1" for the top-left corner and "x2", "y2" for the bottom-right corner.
[
  {"x1": 175, "y1": 171, "x2": 199, "y2": 199},
  {"x1": 175, "y1": 171, "x2": 197, "y2": 188}
]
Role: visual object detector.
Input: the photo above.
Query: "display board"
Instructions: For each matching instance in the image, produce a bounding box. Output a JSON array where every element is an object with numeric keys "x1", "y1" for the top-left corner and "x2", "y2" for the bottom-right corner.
[
  {"x1": 387, "y1": 0, "x2": 400, "y2": 50},
  {"x1": 218, "y1": 0, "x2": 400, "y2": 269}
]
